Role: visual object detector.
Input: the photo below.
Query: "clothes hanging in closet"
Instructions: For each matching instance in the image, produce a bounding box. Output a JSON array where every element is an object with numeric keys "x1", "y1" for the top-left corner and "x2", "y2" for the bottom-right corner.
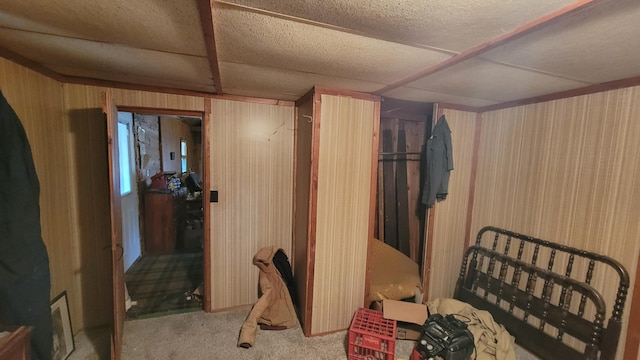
[{"x1": 421, "y1": 115, "x2": 453, "y2": 207}]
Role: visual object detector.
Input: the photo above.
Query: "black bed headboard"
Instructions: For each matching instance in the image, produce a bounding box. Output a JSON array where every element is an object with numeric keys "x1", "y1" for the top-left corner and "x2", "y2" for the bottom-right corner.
[{"x1": 454, "y1": 226, "x2": 629, "y2": 360}]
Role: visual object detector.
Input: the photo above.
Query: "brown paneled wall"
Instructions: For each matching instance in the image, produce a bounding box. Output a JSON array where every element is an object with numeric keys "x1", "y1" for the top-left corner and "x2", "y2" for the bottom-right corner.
[
  {"x1": 471, "y1": 89, "x2": 640, "y2": 359},
  {"x1": 430, "y1": 87, "x2": 640, "y2": 359},
  {"x1": 208, "y1": 98, "x2": 294, "y2": 310},
  {"x1": 1, "y1": 56, "x2": 209, "y2": 333},
  {"x1": 427, "y1": 109, "x2": 478, "y2": 299},
  {"x1": 0, "y1": 58, "x2": 104, "y2": 330},
  {"x1": 311, "y1": 94, "x2": 377, "y2": 334},
  {"x1": 4, "y1": 54, "x2": 640, "y2": 358}
]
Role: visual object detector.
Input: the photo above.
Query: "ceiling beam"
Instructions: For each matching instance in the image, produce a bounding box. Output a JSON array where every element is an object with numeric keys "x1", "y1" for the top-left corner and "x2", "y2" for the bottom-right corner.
[
  {"x1": 197, "y1": 0, "x2": 224, "y2": 95},
  {"x1": 373, "y1": 0, "x2": 609, "y2": 96}
]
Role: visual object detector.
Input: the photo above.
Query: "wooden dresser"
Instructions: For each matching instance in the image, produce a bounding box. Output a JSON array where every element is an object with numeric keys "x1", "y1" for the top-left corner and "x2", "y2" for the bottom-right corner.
[
  {"x1": 144, "y1": 188, "x2": 187, "y2": 254},
  {"x1": 0, "y1": 326, "x2": 31, "y2": 360}
]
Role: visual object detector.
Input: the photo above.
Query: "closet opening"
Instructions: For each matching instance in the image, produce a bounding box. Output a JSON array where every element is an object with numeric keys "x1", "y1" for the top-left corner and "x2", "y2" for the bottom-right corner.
[{"x1": 370, "y1": 97, "x2": 434, "y2": 305}]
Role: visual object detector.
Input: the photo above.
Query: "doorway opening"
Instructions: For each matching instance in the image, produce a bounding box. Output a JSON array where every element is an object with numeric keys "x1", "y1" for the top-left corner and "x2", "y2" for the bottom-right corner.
[{"x1": 117, "y1": 110, "x2": 205, "y2": 319}]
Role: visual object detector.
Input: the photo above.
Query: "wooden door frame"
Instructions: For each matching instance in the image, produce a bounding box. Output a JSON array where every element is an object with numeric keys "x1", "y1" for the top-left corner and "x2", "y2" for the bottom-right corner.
[
  {"x1": 103, "y1": 92, "x2": 124, "y2": 360},
  {"x1": 116, "y1": 105, "x2": 212, "y2": 312}
]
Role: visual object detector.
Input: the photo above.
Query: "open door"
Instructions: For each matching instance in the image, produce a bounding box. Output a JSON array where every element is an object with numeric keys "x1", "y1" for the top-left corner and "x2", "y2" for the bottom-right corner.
[{"x1": 103, "y1": 91, "x2": 125, "y2": 360}]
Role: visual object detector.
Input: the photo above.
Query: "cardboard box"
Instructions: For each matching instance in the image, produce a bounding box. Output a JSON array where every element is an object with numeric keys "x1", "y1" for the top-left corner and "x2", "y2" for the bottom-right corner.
[{"x1": 380, "y1": 299, "x2": 428, "y2": 340}]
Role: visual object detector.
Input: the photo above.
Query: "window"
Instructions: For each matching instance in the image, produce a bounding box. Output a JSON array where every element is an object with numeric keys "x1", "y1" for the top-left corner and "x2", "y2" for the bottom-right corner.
[
  {"x1": 180, "y1": 139, "x2": 188, "y2": 173},
  {"x1": 118, "y1": 122, "x2": 132, "y2": 195}
]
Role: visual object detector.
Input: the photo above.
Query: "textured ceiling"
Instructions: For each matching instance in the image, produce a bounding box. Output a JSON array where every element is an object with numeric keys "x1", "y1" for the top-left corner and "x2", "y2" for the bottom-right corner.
[{"x1": 1, "y1": 0, "x2": 640, "y2": 108}]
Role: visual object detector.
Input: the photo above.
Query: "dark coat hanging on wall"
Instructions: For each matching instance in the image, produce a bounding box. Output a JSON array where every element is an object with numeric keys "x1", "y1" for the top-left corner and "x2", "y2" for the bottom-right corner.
[
  {"x1": 0, "y1": 90, "x2": 53, "y2": 360},
  {"x1": 421, "y1": 115, "x2": 453, "y2": 207}
]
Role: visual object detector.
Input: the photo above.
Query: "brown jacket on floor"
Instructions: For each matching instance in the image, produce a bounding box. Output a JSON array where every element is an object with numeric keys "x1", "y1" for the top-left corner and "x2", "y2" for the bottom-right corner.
[{"x1": 238, "y1": 246, "x2": 298, "y2": 348}]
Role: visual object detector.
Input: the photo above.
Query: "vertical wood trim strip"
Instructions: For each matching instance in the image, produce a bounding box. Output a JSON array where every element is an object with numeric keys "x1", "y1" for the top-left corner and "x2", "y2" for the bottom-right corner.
[
  {"x1": 364, "y1": 100, "x2": 381, "y2": 305},
  {"x1": 623, "y1": 249, "x2": 640, "y2": 359},
  {"x1": 202, "y1": 98, "x2": 212, "y2": 312},
  {"x1": 291, "y1": 106, "x2": 299, "y2": 277},
  {"x1": 303, "y1": 92, "x2": 322, "y2": 335},
  {"x1": 464, "y1": 113, "x2": 483, "y2": 249}
]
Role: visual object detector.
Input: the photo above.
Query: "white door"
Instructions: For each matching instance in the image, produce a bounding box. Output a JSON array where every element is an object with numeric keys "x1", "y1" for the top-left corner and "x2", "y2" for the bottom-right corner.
[{"x1": 117, "y1": 112, "x2": 141, "y2": 270}]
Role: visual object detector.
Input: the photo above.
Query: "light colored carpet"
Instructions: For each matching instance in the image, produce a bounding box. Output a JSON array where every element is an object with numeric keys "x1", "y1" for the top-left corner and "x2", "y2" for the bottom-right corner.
[
  {"x1": 69, "y1": 307, "x2": 416, "y2": 360},
  {"x1": 68, "y1": 307, "x2": 540, "y2": 360}
]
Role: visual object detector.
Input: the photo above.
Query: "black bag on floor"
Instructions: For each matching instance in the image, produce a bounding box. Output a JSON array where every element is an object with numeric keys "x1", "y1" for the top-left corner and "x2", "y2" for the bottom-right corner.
[{"x1": 416, "y1": 313, "x2": 475, "y2": 360}]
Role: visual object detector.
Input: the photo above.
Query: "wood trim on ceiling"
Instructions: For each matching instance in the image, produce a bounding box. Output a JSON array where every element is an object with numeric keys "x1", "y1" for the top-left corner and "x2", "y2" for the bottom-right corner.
[
  {"x1": 197, "y1": 0, "x2": 224, "y2": 94},
  {"x1": 373, "y1": 0, "x2": 607, "y2": 96}
]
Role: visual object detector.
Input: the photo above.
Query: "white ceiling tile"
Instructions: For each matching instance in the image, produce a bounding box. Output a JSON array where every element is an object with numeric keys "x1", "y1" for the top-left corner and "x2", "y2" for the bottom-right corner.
[
  {"x1": 0, "y1": 29, "x2": 214, "y2": 90},
  {"x1": 382, "y1": 86, "x2": 498, "y2": 108},
  {"x1": 50, "y1": 65, "x2": 216, "y2": 93},
  {"x1": 213, "y1": 3, "x2": 451, "y2": 85},
  {"x1": 220, "y1": 61, "x2": 383, "y2": 100},
  {"x1": 0, "y1": 0, "x2": 207, "y2": 56},
  {"x1": 408, "y1": 59, "x2": 591, "y2": 102},
  {"x1": 480, "y1": 0, "x2": 640, "y2": 83},
  {"x1": 218, "y1": 0, "x2": 576, "y2": 51}
]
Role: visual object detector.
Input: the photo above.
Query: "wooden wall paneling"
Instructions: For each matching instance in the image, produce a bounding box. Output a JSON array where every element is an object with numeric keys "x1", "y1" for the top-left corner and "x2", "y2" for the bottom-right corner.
[
  {"x1": 208, "y1": 98, "x2": 294, "y2": 310},
  {"x1": 377, "y1": 119, "x2": 398, "y2": 244},
  {"x1": 311, "y1": 94, "x2": 375, "y2": 334},
  {"x1": 428, "y1": 109, "x2": 478, "y2": 300},
  {"x1": 463, "y1": 113, "x2": 483, "y2": 249},
  {"x1": 0, "y1": 58, "x2": 105, "y2": 332},
  {"x1": 111, "y1": 89, "x2": 204, "y2": 112},
  {"x1": 403, "y1": 120, "x2": 426, "y2": 262},
  {"x1": 472, "y1": 87, "x2": 640, "y2": 359},
  {"x1": 292, "y1": 94, "x2": 314, "y2": 334}
]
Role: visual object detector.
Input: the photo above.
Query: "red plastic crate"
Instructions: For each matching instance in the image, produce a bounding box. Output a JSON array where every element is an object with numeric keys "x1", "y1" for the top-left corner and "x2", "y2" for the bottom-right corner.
[
  {"x1": 411, "y1": 346, "x2": 421, "y2": 360},
  {"x1": 348, "y1": 308, "x2": 396, "y2": 360}
]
